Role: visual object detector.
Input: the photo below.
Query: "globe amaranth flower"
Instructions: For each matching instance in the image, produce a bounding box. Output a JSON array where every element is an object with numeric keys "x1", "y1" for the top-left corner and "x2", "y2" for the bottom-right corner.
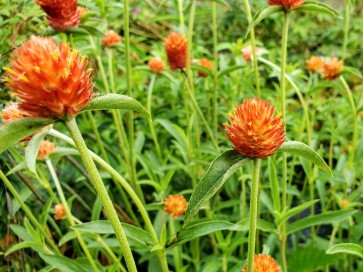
[
  {"x1": 148, "y1": 57, "x2": 165, "y2": 73},
  {"x1": 1, "y1": 102, "x2": 30, "y2": 125},
  {"x1": 3, "y1": 36, "x2": 93, "y2": 119},
  {"x1": 164, "y1": 32, "x2": 188, "y2": 71},
  {"x1": 268, "y1": 0, "x2": 304, "y2": 9},
  {"x1": 53, "y1": 204, "x2": 67, "y2": 220},
  {"x1": 102, "y1": 30, "x2": 121, "y2": 47},
  {"x1": 35, "y1": 0, "x2": 80, "y2": 31},
  {"x1": 242, "y1": 254, "x2": 280, "y2": 272},
  {"x1": 197, "y1": 58, "x2": 213, "y2": 77},
  {"x1": 306, "y1": 56, "x2": 324, "y2": 73},
  {"x1": 164, "y1": 194, "x2": 188, "y2": 218},
  {"x1": 321, "y1": 57, "x2": 343, "y2": 80},
  {"x1": 225, "y1": 98, "x2": 285, "y2": 158},
  {"x1": 242, "y1": 45, "x2": 260, "y2": 62},
  {"x1": 37, "y1": 140, "x2": 56, "y2": 159}
]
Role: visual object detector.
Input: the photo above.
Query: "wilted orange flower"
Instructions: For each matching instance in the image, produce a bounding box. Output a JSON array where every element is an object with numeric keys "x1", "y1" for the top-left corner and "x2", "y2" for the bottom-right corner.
[
  {"x1": 164, "y1": 32, "x2": 188, "y2": 71},
  {"x1": 242, "y1": 254, "x2": 280, "y2": 272},
  {"x1": 1, "y1": 102, "x2": 30, "y2": 124},
  {"x1": 242, "y1": 45, "x2": 260, "y2": 62},
  {"x1": 0, "y1": 235, "x2": 15, "y2": 250},
  {"x1": 197, "y1": 58, "x2": 213, "y2": 77},
  {"x1": 306, "y1": 56, "x2": 324, "y2": 73},
  {"x1": 268, "y1": 0, "x2": 304, "y2": 9},
  {"x1": 35, "y1": 0, "x2": 80, "y2": 31},
  {"x1": 225, "y1": 98, "x2": 285, "y2": 158},
  {"x1": 321, "y1": 58, "x2": 343, "y2": 80},
  {"x1": 164, "y1": 194, "x2": 188, "y2": 218},
  {"x1": 148, "y1": 57, "x2": 165, "y2": 73},
  {"x1": 102, "y1": 30, "x2": 121, "y2": 47},
  {"x1": 3, "y1": 36, "x2": 93, "y2": 119},
  {"x1": 54, "y1": 204, "x2": 67, "y2": 220},
  {"x1": 37, "y1": 140, "x2": 56, "y2": 159}
]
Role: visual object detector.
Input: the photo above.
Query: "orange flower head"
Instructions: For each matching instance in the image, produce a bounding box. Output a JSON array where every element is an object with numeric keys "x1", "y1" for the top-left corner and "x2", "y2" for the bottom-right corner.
[
  {"x1": 242, "y1": 45, "x2": 260, "y2": 62},
  {"x1": 35, "y1": 0, "x2": 80, "y2": 31},
  {"x1": 78, "y1": 6, "x2": 89, "y2": 18},
  {"x1": 321, "y1": 58, "x2": 343, "y2": 80},
  {"x1": 148, "y1": 57, "x2": 165, "y2": 73},
  {"x1": 242, "y1": 254, "x2": 280, "y2": 272},
  {"x1": 197, "y1": 58, "x2": 213, "y2": 77},
  {"x1": 3, "y1": 36, "x2": 93, "y2": 119},
  {"x1": 268, "y1": 0, "x2": 304, "y2": 9},
  {"x1": 37, "y1": 140, "x2": 56, "y2": 159},
  {"x1": 1, "y1": 102, "x2": 30, "y2": 125},
  {"x1": 164, "y1": 32, "x2": 188, "y2": 71},
  {"x1": 54, "y1": 204, "x2": 67, "y2": 220},
  {"x1": 164, "y1": 194, "x2": 188, "y2": 218},
  {"x1": 225, "y1": 98, "x2": 285, "y2": 158},
  {"x1": 341, "y1": 199, "x2": 350, "y2": 209},
  {"x1": 306, "y1": 56, "x2": 324, "y2": 73},
  {"x1": 102, "y1": 30, "x2": 121, "y2": 47}
]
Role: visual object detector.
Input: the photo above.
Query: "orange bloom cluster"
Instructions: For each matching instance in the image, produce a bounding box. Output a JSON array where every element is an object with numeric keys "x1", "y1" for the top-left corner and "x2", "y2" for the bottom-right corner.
[
  {"x1": 1, "y1": 102, "x2": 29, "y2": 124},
  {"x1": 242, "y1": 254, "x2": 280, "y2": 272},
  {"x1": 102, "y1": 30, "x2": 121, "y2": 47},
  {"x1": 164, "y1": 32, "x2": 188, "y2": 71},
  {"x1": 164, "y1": 194, "x2": 188, "y2": 218},
  {"x1": 4, "y1": 36, "x2": 93, "y2": 119},
  {"x1": 268, "y1": 0, "x2": 304, "y2": 9},
  {"x1": 148, "y1": 57, "x2": 165, "y2": 73},
  {"x1": 306, "y1": 56, "x2": 324, "y2": 73},
  {"x1": 225, "y1": 98, "x2": 285, "y2": 158},
  {"x1": 197, "y1": 58, "x2": 213, "y2": 77},
  {"x1": 37, "y1": 140, "x2": 56, "y2": 159},
  {"x1": 54, "y1": 204, "x2": 67, "y2": 220},
  {"x1": 35, "y1": 0, "x2": 80, "y2": 31},
  {"x1": 242, "y1": 45, "x2": 260, "y2": 62},
  {"x1": 321, "y1": 58, "x2": 343, "y2": 80},
  {"x1": 0, "y1": 235, "x2": 14, "y2": 251}
]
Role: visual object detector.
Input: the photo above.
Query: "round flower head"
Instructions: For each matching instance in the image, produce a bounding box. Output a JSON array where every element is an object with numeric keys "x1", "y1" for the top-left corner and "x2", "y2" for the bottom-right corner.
[
  {"x1": 242, "y1": 254, "x2": 280, "y2": 272},
  {"x1": 197, "y1": 58, "x2": 213, "y2": 77},
  {"x1": 321, "y1": 58, "x2": 343, "y2": 80},
  {"x1": 225, "y1": 98, "x2": 285, "y2": 158},
  {"x1": 35, "y1": 0, "x2": 80, "y2": 31},
  {"x1": 3, "y1": 36, "x2": 93, "y2": 119},
  {"x1": 268, "y1": 0, "x2": 304, "y2": 9},
  {"x1": 164, "y1": 32, "x2": 188, "y2": 71},
  {"x1": 306, "y1": 56, "x2": 324, "y2": 73},
  {"x1": 164, "y1": 194, "x2": 188, "y2": 218},
  {"x1": 102, "y1": 30, "x2": 121, "y2": 47},
  {"x1": 1, "y1": 102, "x2": 30, "y2": 125},
  {"x1": 242, "y1": 45, "x2": 260, "y2": 62},
  {"x1": 53, "y1": 204, "x2": 67, "y2": 220},
  {"x1": 148, "y1": 57, "x2": 165, "y2": 73},
  {"x1": 37, "y1": 140, "x2": 56, "y2": 159}
]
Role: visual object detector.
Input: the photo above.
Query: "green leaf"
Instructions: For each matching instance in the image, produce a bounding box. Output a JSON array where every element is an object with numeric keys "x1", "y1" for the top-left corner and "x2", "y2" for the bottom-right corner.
[
  {"x1": 298, "y1": 1, "x2": 341, "y2": 18},
  {"x1": 81, "y1": 94, "x2": 147, "y2": 115},
  {"x1": 287, "y1": 209, "x2": 356, "y2": 234},
  {"x1": 245, "y1": 6, "x2": 284, "y2": 38},
  {"x1": 6, "y1": 241, "x2": 46, "y2": 256},
  {"x1": 218, "y1": 65, "x2": 244, "y2": 78},
  {"x1": 72, "y1": 220, "x2": 154, "y2": 247},
  {"x1": 39, "y1": 254, "x2": 88, "y2": 272},
  {"x1": 49, "y1": 147, "x2": 79, "y2": 159},
  {"x1": 278, "y1": 199, "x2": 319, "y2": 225},
  {"x1": 25, "y1": 130, "x2": 49, "y2": 174},
  {"x1": 326, "y1": 243, "x2": 363, "y2": 259},
  {"x1": 0, "y1": 117, "x2": 54, "y2": 154},
  {"x1": 184, "y1": 150, "x2": 251, "y2": 225},
  {"x1": 342, "y1": 66, "x2": 363, "y2": 79},
  {"x1": 278, "y1": 141, "x2": 332, "y2": 176},
  {"x1": 58, "y1": 231, "x2": 77, "y2": 247}
]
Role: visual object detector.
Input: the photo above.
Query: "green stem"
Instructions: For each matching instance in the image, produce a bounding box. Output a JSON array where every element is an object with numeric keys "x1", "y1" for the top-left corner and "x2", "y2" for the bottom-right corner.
[
  {"x1": 48, "y1": 129, "x2": 169, "y2": 271},
  {"x1": 45, "y1": 159, "x2": 98, "y2": 271},
  {"x1": 86, "y1": 111, "x2": 109, "y2": 163},
  {"x1": 212, "y1": 1, "x2": 219, "y2": 135},
  {"x1": 0, "y1": 170, "x2": 60, "y2": 254},
  {"x1": 64, "y1": 118, "x2": 137, "y2": 272},
  {"x1": 243, "y1": 0, "x2": 260, "y2": 96},
  {"x1": 107, "y1": 49, "x2": 116, "y2": 93},
  {"x1": 247, "y1": 159, "x2": 261, "y2": 272},
  {"x1": 342, "y1": 0, "x2": 351, "y2": 61},
  {"x1": 177, "y1": 0, "x2": 186, "y2": 35},
  {"x1": 169, "y1": 216, "x2": 182, "y2": 272}
]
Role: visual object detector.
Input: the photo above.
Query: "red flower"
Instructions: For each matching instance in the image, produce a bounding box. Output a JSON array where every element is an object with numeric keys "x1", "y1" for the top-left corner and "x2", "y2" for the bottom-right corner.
[
  {"x1": 3, "y1": 36, "x2": 93, "y2": 119},
  {"x1": 164, "y1": 33, "x2": 188, "y2": 71},
  {"x1": 164, "y1": 194, "x2": 188, "y2": 218},
  {"x1": 35, "y1": 0, "x2": 80, "y2": 31},
  {"x1": 268, "y1": 0, "x2": 304, "y2": 9},
  {"x1": 306, "y1": 56, "x2": 324, "y2": 73},
  {"x1": 197, "y1": 58, "x2": 213, "y2": 77},
  {"x1": 242, "y1": 254, "x2": 280, "y2": 272},
  {"x1": 148, "y1": 57, "x2": 165, "y2": 73},
  {"x1": 102, "y1": 30, "x2": 121, "y2": 47},
  {"x1": 37, "y1": 140, "x2": 56, "y2": 159},
  {"x1": 225, "y1": 98, "x2": 285, "y2": 158},
  {"x1": 321, "y1": 57, "x2": 343, "y2": 80}
]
